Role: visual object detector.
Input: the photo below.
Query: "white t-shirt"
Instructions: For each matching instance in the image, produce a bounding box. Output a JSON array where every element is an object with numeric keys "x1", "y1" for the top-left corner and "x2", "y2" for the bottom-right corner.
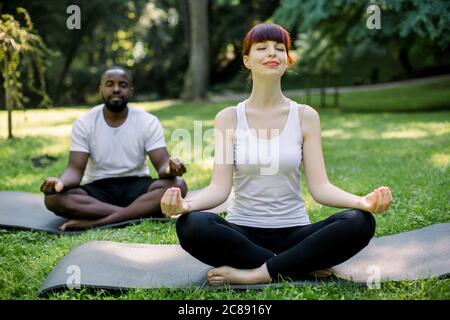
[{"x1": 70, "y1": 104, "x2": 166, "y2": 184}]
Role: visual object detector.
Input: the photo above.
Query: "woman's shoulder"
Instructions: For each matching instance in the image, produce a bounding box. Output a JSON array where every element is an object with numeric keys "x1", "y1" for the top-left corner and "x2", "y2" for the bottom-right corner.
[
  {"x1": 215, "y1": 106, "x2": 237, "y2": 128},
  {"x1": 295, "y1": 103, "x2": 321, "y2": 138},
  {"x1": 295, "y1": 103, "x2": 320, "y2": 122}
]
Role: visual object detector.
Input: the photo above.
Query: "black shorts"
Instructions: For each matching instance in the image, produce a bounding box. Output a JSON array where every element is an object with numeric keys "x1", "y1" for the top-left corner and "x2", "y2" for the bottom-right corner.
[{"x1": 80, "y1": 176, "x2": 155, "y2": 207}]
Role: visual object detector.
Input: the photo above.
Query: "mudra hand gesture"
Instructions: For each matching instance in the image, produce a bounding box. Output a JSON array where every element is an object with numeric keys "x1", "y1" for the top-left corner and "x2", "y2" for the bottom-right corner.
[
  {"x1": 160, "y1": 187, "x2": 191, "y2": 217},
  {"x1": 357, "y1": 186, "x2": 393, "y2": 214},
  {"x1": 40, "y1": 177, "x2": 64, "y2": 195},
  {"x1": 166, "y1": 156, "x2": 187, "y2": 176}
]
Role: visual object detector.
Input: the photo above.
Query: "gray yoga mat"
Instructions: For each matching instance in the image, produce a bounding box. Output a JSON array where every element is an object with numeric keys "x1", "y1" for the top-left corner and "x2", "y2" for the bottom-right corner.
[
  {"x1": 0, "y1": 190, "x2": 229, "y2": 234},
  {"x1": 39, "y1": 223, "x2": 450, "y2": 294},
  {"x1": 332, "y1": 222, "x2": 450, "y2": 282}
]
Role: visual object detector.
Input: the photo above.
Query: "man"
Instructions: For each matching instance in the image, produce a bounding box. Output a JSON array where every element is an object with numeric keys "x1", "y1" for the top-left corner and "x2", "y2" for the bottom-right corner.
[{"x1": 41, "y1": 66, "x2": 187, "y2": 231}]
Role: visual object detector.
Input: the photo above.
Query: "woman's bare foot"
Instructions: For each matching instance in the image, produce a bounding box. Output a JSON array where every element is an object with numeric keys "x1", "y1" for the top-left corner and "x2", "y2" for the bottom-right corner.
[
  {"x1": 305, "y1": 267, "x2": 333, "y2": 278},
  {"x1": 207, "y1": 263, "x2": 272, "y2": 286}
]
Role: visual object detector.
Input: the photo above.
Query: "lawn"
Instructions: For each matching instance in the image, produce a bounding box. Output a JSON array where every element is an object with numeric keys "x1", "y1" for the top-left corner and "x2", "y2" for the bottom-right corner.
[{"x1": 0, "y1": 82, "x2": 449, "y2": 299}]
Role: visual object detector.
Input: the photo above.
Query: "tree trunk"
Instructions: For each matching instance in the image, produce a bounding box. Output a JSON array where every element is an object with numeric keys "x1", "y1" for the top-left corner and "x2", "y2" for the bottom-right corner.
[
  {"x1": 320, "y1": 74, "x2": 326, "y2": 108},
  {"x1": 399, "y1": 46, "x2": 413, "y2": 77},
  {"x1": 182, "y1": 0, "x2": 209, "y2": 101},
  {"x1": 179, "y1": 0, "x2": 190, "y2": 52},
  {"x1": 53, "y1": 10, "x2": 98, "y2": 103},
  {"x1": 304, "y1": 75, "x2": 311, "y2": 105},
  {"x1": 4, "y1": 54, "x2": 13, "y2": 139},
  {"x1": 334, "y1": 85, "x2": 339, "y2": 108}
]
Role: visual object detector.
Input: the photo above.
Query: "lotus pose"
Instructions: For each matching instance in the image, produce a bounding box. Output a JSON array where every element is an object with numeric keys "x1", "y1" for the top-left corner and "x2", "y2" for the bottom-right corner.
[
  {"x1": 160, "y1": 23, "x2": 393, "y2": 285},
  {"x1": 41, "y1": 66, "x2": 187, "y2": 231}
]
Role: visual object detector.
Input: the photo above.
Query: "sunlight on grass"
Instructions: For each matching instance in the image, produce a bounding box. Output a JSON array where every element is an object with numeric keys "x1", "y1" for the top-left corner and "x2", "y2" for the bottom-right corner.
[
  {"x1": 0, "y1": 101, "x2": 180, "y2": 139},
  {"x1": 0, "y1": 109, "x2": 84, "y2": 139},
  {"x1": 37, "y1": 141, "x2": 71, "y2": 155},
  {"x1": 429, "y1": 153, "x2": 450, "y2": 170},
  {"x1": 4, "y1": 173, "x2": 42, "y2": 189},
  {"x1": 382, "y1": 129, "x2": 428, "y2": 139},
  {"x1": 133, "y1": 100, "x2": 179, "y2": 113},
  {"x1": 11, "y1": 125, "x2": 73, "y2": 138},
  {"x1": 322, "y1": 129, "x2": 347, "y2": 138}
]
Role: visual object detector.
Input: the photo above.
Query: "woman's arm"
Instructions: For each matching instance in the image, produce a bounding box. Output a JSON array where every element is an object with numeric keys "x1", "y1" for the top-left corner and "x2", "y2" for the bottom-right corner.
[
  {"x1": 301, "y1": 106, "x2": 392, "y2": 213},
  {"x1": 161, "y1": 107, "x2": 235, "y2": 216}
]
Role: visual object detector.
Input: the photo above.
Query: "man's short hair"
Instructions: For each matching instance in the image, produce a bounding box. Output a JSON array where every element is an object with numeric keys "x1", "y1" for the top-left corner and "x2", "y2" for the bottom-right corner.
[{"x1": 101, "y1": 66, "x2": 133, "y2": 86}]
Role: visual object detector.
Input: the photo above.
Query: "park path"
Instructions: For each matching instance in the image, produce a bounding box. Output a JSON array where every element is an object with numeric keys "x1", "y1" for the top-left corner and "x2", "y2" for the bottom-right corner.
[{"x1": 209, "y1": 74, "x2": 450, "y2": 102}]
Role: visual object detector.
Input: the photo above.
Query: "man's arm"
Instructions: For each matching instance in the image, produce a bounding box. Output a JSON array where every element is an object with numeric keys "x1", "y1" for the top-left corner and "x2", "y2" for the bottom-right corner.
[
  {"x1": 40, "y1": 152, "x2": 88, "y2": 194},
  {"x1": 148, "y1": 147, "x2": 186, "y2": 178}
]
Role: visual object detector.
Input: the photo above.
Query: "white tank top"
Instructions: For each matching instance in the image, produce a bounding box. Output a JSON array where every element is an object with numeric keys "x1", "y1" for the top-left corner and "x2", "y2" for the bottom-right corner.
[{"x1": 226, "y1": 99, "x2": 310, "y2": 228}]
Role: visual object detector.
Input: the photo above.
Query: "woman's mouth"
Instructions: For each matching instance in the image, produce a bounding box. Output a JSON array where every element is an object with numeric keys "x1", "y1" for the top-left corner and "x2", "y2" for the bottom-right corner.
[{"x1": 263, "y1": 61, "x2": 280, "y2": 67}]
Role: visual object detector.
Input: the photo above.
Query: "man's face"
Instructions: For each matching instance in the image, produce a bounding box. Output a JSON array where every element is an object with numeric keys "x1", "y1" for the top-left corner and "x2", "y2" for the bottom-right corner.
[{"x1": 99, "y1": 70, "x2": 133, "y2": 113}]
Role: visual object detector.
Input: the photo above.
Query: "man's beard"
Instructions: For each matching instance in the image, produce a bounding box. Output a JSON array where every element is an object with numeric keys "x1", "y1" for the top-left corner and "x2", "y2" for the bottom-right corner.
[{"x1": 103, "y1": 96, "x2": 128, "y2": 113}]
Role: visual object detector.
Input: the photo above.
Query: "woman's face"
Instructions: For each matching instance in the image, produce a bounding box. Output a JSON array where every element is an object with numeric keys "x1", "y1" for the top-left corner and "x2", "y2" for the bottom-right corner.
[{"x1": 243, "y1": 40, "x2": 289, "y2": 79}]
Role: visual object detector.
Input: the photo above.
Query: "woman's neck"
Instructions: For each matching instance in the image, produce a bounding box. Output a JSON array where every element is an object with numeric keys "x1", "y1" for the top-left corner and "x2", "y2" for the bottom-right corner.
[{"x1": 247, "y1": 77, "x2": 288, "y2": 109}]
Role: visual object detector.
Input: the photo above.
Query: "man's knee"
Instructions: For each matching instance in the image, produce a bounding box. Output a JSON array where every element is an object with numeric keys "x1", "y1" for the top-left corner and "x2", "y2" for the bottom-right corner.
[
  {"x1": 174, "y1": 177, "x2": 188, "y2": 197},
  {"x1": 153, "y1": 176, "x2": 188, "y2": 197},
  {"x1": 44, "y1": 194, "x2": 66, "y2": 216}
]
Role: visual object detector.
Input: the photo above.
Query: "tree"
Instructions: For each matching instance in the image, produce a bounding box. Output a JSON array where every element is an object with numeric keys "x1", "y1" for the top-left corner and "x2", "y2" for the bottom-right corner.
[
  {"x1": 0, "y1": 7, "x2": 51, "y2": 139},
  {"x1": 181, "y1": 0, "x2": 209, "y2": 101},
  {"x1": 2, "y1": 0, "x2": 148, "y2": 104},
  {"x1": 274, "y1": 0, "x2": 450, "y2": 77}
]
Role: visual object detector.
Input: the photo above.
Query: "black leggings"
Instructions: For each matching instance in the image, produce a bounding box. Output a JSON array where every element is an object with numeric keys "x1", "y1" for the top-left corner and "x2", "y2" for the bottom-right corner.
[{"x1": 176, "y1": 209, "x2": 376, "y2": 280}]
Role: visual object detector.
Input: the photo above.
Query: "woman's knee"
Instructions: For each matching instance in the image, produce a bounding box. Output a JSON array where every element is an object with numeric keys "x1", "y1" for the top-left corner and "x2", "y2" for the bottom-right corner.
[
  {"x1": 341, "y1": 209, "x2": 376, "y2": 240},
  {"x1": 176, "y1": 211, "x2": 210, "y2": 245}
]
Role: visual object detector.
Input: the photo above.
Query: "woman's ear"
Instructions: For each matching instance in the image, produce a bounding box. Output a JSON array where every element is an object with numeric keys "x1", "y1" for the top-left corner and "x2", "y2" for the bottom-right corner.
[{"x1": 243, "y1": 55, "x2": 251, "y2": 70}]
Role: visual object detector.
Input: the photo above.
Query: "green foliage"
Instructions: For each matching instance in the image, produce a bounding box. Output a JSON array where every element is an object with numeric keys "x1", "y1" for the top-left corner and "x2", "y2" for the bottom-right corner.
[
  {"x1": 0, "y1": 7, "x2": 51, "y2": 109},
  {"x1": 0, "y1": 7, "x2": 52, "y2": 139},
  {"x1": 1, "y1": 1, "x2": 449, "y2": 105},
  {"x1": 274, "y1": 0, "x2": 450, "y2": 76}
]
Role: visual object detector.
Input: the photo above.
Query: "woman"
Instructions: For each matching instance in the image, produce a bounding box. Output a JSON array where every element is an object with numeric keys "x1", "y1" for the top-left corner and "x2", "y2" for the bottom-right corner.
[{"x1": 160, "y1": 23, "x2": 393, "y2": 286}]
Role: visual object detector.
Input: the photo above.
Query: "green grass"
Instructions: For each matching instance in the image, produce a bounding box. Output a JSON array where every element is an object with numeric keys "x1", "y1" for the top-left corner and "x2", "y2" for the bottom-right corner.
[
  {"x1": 214, "y1": 76, "x2": 450, "y2": 113},
  {"x1": 0, "y1": 84, "x2": 449, "y2": 299},
  {"x1": 331, "y1": 79, "x2": 450, "y2": 112},
  {"x1": 288, "y1": 79, "x2": 450, "y2": 113}
]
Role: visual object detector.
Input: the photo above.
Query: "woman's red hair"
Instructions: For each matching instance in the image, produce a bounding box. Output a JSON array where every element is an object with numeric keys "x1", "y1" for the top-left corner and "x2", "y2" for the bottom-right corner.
[{"x1": 242, "y1": 23, "x2": 296, "y2": 65}]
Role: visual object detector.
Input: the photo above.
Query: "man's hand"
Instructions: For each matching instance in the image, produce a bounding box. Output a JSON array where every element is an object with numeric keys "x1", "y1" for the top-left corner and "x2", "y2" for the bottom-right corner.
[
  {"x1": 40, "y1": 177, "x2": 64, "y2": 195},
  {"x1": 165, "y1": 156, "x2": 186, "y2": 177}
]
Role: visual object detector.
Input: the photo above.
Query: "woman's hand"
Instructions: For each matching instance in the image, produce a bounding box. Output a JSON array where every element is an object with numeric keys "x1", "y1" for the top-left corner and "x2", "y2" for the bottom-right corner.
[
  {"x1": 160, "y1": 187, "x2": 191, "y2": 217},
  {"x1": 357, "y1": 186, "x2": 393, "y2": 214}
]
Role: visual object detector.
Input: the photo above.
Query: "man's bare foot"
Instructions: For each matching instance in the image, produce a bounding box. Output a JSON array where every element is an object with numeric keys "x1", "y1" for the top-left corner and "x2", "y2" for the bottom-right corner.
[{"x1": 207, "y1": 264, "x2": 272, "y2": 286}]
